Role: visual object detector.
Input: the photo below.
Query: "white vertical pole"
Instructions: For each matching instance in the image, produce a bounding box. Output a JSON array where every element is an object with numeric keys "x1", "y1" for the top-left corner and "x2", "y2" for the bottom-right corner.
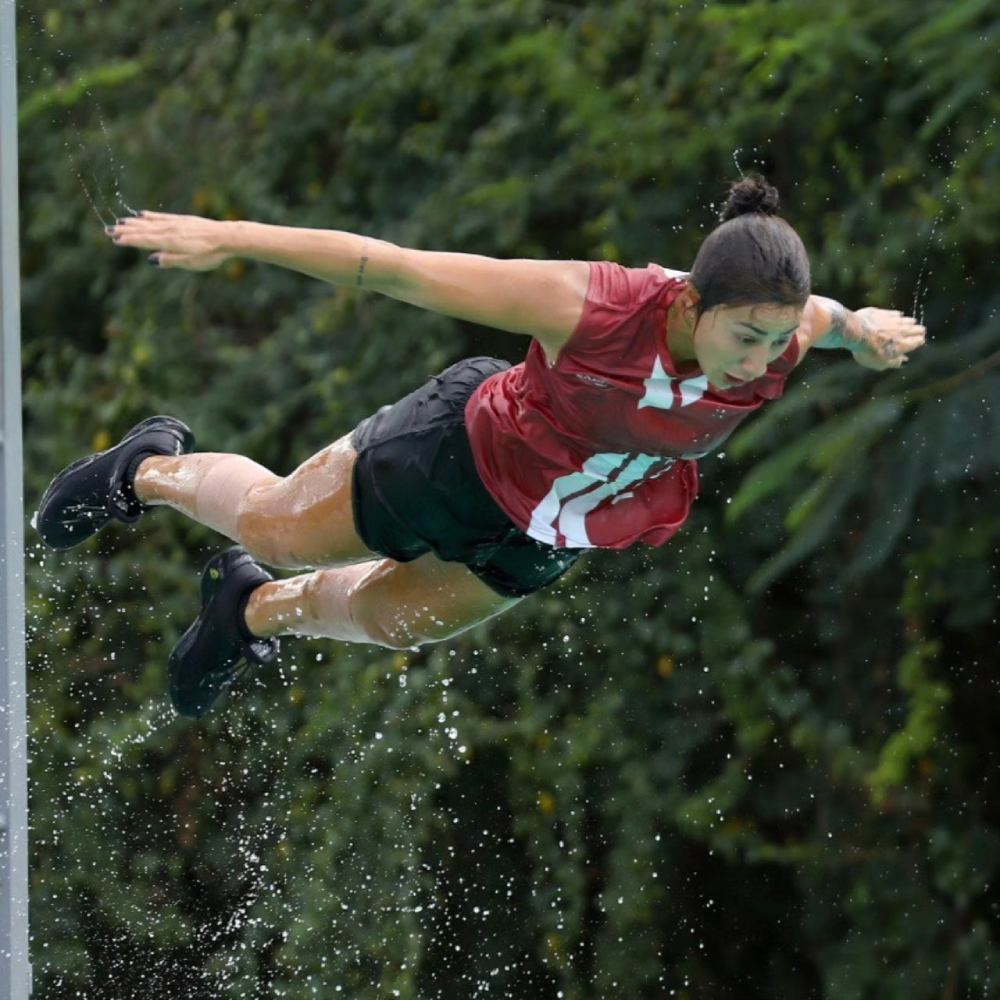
[{"x1": 0, "y1": 0, "x2": 32, "y2": 995}]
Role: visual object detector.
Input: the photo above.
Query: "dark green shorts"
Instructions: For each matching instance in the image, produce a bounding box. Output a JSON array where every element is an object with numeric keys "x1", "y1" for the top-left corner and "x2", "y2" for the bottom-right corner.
[{"x1": 350, "y1": 357, "x2": 581, "y2": 599}]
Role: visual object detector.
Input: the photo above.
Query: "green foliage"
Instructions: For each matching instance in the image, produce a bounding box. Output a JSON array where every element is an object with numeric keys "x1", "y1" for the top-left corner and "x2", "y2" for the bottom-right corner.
[
  {"x1": 865, "y1": 639, "x2": 950, "y2": 804},
  {"x1": 17, "y1": 0, "x2": 1000, "y2": 996}
]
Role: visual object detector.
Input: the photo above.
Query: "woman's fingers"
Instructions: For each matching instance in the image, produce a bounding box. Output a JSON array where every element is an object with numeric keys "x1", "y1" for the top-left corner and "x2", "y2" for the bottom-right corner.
[
  {"x1": 855, "y1": 307, "x2": 928, "y2": 371},
  {"x1": 107, "y1": 217, "x2": 167, "y2": 245},
  {"x1": 106, "y1": 214, "x2": 220, "y2": 258},
  {"x1": 107, "y1": 210, "x2": 204, "y2": 244},
  {"x1": 887, "y1": 334, "x2": 924, "y2": 354},
  {"x1": 108, "y1": 226, "x2": 161, "y2": 249}
]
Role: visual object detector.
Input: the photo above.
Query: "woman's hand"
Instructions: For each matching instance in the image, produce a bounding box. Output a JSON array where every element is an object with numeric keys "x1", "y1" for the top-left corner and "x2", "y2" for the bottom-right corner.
[
  {"x1": 850, "y1": 307, "x2": 927, "y2": 370},
  {"x1": 106, "y1": 210, "x2": 234, "y2": 271}
]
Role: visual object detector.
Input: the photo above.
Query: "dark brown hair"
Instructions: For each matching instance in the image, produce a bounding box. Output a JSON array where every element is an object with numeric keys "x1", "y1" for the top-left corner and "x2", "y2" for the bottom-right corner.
[{"x1": 688, "y1": 174, "x2": 811, "y2": 314}]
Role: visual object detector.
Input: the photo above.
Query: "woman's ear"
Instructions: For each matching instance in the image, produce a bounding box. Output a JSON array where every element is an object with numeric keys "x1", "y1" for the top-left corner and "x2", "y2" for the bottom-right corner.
[{"x1": 681, "y1": 284, "x2": 702, "y2": 320}]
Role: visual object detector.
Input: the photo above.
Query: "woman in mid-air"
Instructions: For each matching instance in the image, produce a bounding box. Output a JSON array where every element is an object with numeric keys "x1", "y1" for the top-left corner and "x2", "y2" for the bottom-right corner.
[{"x1": 36, "y1": 175, "x2": 926, "y2": 718}]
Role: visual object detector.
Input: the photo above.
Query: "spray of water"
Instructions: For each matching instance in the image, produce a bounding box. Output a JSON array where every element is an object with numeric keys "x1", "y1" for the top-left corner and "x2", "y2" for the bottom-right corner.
[
  {"x1": 911, "y1": 209, "x2": 945, "y2": 327},
  {"x1": 62, "y1": 97, "x2": 139, "y2": 228}
]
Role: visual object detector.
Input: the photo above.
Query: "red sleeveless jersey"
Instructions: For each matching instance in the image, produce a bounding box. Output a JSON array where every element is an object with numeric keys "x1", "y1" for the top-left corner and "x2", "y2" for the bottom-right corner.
[{"x1": 464, "y1": 261, "x2": 800, "y2": 549}]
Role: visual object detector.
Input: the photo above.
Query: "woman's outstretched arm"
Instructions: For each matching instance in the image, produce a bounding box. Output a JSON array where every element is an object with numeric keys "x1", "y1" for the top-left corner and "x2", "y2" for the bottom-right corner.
[
  {"x1": 795, "y1": 294, "x2": 927, "y2": 370},
  {"x1": 107, "y1": 212, "x2": 589, "y2": 357}
]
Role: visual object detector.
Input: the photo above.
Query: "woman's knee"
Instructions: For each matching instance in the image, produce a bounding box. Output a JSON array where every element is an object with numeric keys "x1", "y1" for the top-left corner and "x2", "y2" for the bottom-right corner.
[
  {"x1": 348, "y1": 557, "x2": 519, "y2": 650},
  {"x1": 235, "y1": 480, "x2": 308, "y2": 569},
  {"x1": 350, "y1": 597, "x2": 458, "y2": 650},
  {"x1": 282, "y1": 560, "x2": 414, "y2": 648}
]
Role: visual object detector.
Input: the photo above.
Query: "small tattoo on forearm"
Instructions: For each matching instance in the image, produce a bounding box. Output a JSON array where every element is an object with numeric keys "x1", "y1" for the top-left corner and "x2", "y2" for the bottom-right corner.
[
  {"x1": 356, "y1": 254, "x2": 369, "y2": 287},
  {"x1": 828, "y1": 303, "x2": 848, "y2": 338},
  {"x1": 822, "y1": 302, "x2": 863, "y2": 352}
]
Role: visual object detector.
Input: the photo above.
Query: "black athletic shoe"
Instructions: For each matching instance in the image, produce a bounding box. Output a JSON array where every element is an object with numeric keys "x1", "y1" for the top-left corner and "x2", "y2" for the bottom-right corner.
[
  {"x1": 169, "y1": 546, "x2": 280, "y2": 719},
  {"x1": 35, "y1": 415, "x2": 195, "y2": 550}
]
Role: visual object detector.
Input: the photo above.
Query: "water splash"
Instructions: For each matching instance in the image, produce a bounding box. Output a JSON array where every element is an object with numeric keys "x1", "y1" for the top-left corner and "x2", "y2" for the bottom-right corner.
[
  {"x1": 732, "y1": 147, "x2": 746, "y2": 178},
  {"x1": 911, "y1": 208, "x2": 945, "y2": 326}
]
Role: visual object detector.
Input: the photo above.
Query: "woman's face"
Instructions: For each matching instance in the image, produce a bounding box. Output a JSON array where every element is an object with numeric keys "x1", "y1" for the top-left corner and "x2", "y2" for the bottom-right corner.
[{"x1": 694, "y1": 301, "x2": 802, "y2": 391}]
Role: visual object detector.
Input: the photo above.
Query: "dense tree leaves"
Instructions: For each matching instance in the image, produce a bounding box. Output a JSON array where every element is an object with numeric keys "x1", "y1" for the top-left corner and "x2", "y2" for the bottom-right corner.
[{"x1": 17, "y1": 0, "x2": 999, "y2": 996}]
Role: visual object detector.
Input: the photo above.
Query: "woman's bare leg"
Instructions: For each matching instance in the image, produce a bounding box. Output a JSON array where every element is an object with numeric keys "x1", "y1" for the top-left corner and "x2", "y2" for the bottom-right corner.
[
  {"x1": 243, "y1": 552, "x2": 522, "y2": 649},
  {"x1": 133, "y1": 431, "x2": 523, "y2": 646},
  {"x1": 133, "y1": 434, "x2": 373, "y2": 569}
]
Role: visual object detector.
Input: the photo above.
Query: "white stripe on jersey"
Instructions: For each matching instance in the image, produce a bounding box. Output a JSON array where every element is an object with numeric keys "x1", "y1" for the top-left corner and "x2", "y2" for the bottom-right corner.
[
  {"x1": 524, "y1": 267, "x2": 693, "y2": 549},
  {"x1": 639, "y1": 355, "x2": 709, "y2": 410},
  {"x1": 527, "y1": 452, "x2": 674, "y2": 548}
]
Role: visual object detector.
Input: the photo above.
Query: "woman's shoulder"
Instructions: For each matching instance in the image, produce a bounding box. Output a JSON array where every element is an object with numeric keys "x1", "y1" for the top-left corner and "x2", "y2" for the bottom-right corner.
[
  {"x1": 586, "y1": 261, "x2": 687, "y2": 303},
  {"x1": 538, "y1": 262, "x2": 683, "y2": 364}
]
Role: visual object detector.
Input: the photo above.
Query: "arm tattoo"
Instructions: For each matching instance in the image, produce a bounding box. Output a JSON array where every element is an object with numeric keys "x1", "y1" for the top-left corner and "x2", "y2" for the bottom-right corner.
[
  {"x1": 820, "y1": 302, "x2": 850, "y2": 348},
  {"x1": 828, "y1": 302, "x2": 848, "y2": 338},
  {"x1": 355, "y1": 249, "x2": 370, "y2": 288},
  {"x1": 815, "y1": 299, "x2": 866, "y2": 353}
]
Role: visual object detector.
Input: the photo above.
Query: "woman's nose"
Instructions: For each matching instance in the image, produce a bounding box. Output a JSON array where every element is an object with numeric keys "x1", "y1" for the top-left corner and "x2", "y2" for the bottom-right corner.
[{"x1": 740, "y1": 347, "x2": 770, "y2": 378}]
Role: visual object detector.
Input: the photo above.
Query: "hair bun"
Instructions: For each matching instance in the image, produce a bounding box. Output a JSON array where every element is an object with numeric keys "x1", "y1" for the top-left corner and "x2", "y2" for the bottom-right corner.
[{"x1": 720, "y1": 174, "x2": 780, "y2": 221}]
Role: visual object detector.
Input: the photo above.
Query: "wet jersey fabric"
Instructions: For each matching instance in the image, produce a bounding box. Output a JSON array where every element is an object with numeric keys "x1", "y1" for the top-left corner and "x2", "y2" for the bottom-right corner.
[{"x1": 464, "y1": 261, "x2": 800, "y2": 549}]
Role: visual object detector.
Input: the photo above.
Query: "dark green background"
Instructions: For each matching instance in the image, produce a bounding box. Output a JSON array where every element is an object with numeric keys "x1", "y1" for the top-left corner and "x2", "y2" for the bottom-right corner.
[{"x1": 17, "y1": 0, "x2": 1000, "y2": 996}]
